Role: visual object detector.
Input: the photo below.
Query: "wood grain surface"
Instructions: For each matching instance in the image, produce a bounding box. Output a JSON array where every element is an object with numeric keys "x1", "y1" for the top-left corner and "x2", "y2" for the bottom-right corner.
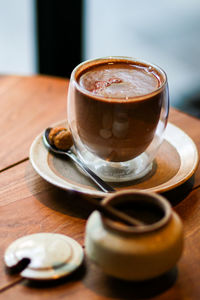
[
  {"x1": 0, "y1": 75, "x2": 68, "y2": 171},
  {"x1": 0, "y1": 75, "x2": 200, "y2": 299}
]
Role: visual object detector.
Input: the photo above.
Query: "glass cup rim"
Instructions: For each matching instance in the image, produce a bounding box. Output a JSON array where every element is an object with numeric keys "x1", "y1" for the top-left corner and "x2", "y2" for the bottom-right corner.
[{"x1": 70, "y1": 56, "x2": 168, "y2": 101}]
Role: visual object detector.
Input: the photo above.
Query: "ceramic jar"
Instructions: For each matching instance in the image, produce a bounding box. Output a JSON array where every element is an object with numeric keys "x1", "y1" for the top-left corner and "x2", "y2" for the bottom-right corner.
[{"x1": 85, "y1": 190, "x2": 184, "y2": 281}]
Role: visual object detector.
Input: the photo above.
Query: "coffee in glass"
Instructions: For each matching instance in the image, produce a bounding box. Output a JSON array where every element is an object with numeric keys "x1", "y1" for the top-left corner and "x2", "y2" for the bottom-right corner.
[{"x1": 67, "y1": 57, "x2": 169, "y2": 182}]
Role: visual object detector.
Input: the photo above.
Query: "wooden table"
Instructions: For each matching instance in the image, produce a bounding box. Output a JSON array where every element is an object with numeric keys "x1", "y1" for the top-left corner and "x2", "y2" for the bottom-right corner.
[{"x1": 0, "y1": 75, "x2": 200, "y2": 299}]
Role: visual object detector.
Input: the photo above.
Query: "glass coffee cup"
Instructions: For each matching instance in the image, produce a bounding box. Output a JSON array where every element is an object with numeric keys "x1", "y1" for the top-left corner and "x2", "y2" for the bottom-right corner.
[{"x1": 67, "y1": 57, "x2": 169, "y2": 182}]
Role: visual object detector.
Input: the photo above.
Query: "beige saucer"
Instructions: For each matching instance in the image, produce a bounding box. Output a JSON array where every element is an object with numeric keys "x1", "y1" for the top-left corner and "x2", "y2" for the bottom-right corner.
[{"x1": 29, "y1": 122, "x2": 199, "y2": 198}]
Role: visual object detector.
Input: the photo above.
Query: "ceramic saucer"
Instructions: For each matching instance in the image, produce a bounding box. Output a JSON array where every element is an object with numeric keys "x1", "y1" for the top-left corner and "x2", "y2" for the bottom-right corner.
[{"x1": 29, "y1": 122, "x2": 199, "y2": 198}]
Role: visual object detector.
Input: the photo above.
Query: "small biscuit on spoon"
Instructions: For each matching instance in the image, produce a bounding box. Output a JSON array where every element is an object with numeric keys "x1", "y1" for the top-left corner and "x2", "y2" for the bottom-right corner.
[{"x1": 48, "y1": 126, "x2": 73, "y2": 150}]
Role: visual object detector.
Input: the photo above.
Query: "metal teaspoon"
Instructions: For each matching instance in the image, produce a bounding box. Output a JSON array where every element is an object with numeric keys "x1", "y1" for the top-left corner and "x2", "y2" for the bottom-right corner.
[{"x1": 43, "y1": 127, "x2": 115, "y2": 193}]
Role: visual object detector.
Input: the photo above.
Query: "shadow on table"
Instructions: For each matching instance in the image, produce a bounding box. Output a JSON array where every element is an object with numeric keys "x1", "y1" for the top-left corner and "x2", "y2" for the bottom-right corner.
[
  {"x1": 82, "y1": 259, "x2": 178, "y2": 299},
  {"x1": 21, "y1": 257, "x2": 177, "y2": 299},
  {"x1": 162, "y1": 175, "x2": 195, "y2": 206},
  {"x1": 26, "y1": 162, "x2": 95, "y2": 219},
  {"x1": 26, "y1": 160, "x2": 195, "y2": 221}
]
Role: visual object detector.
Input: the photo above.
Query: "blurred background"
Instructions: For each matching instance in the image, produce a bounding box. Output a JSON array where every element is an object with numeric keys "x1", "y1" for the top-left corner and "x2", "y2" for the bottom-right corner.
[{"x1": 0, "y1": 0, "x2": 200, "y2": 117}]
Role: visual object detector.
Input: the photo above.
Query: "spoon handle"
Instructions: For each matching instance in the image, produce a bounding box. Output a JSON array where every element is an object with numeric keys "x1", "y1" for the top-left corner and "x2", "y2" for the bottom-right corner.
[
  {"x1": 86, "y1": 197, "x2": 144, "y2": 226},
  {"x1": 65, "y1": 151, "x2": 115, "y2": 193}
]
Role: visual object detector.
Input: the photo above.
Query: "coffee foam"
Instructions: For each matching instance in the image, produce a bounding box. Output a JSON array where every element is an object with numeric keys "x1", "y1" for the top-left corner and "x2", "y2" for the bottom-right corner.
[{"x1": 79, "y1": 63, "x2": 160, "y2": 98}]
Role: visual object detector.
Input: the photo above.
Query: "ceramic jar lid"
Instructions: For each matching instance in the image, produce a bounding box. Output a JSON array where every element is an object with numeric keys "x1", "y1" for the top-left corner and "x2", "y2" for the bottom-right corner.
[{"x1": 4, "y1": 233, "x2": 84, "y2": 280}]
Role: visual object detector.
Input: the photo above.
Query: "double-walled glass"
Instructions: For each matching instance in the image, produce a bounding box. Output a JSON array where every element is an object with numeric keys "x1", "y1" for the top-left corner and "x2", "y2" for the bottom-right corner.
[{"x1": 67, "y1": 57, "x2": 169, "y2": 182}]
